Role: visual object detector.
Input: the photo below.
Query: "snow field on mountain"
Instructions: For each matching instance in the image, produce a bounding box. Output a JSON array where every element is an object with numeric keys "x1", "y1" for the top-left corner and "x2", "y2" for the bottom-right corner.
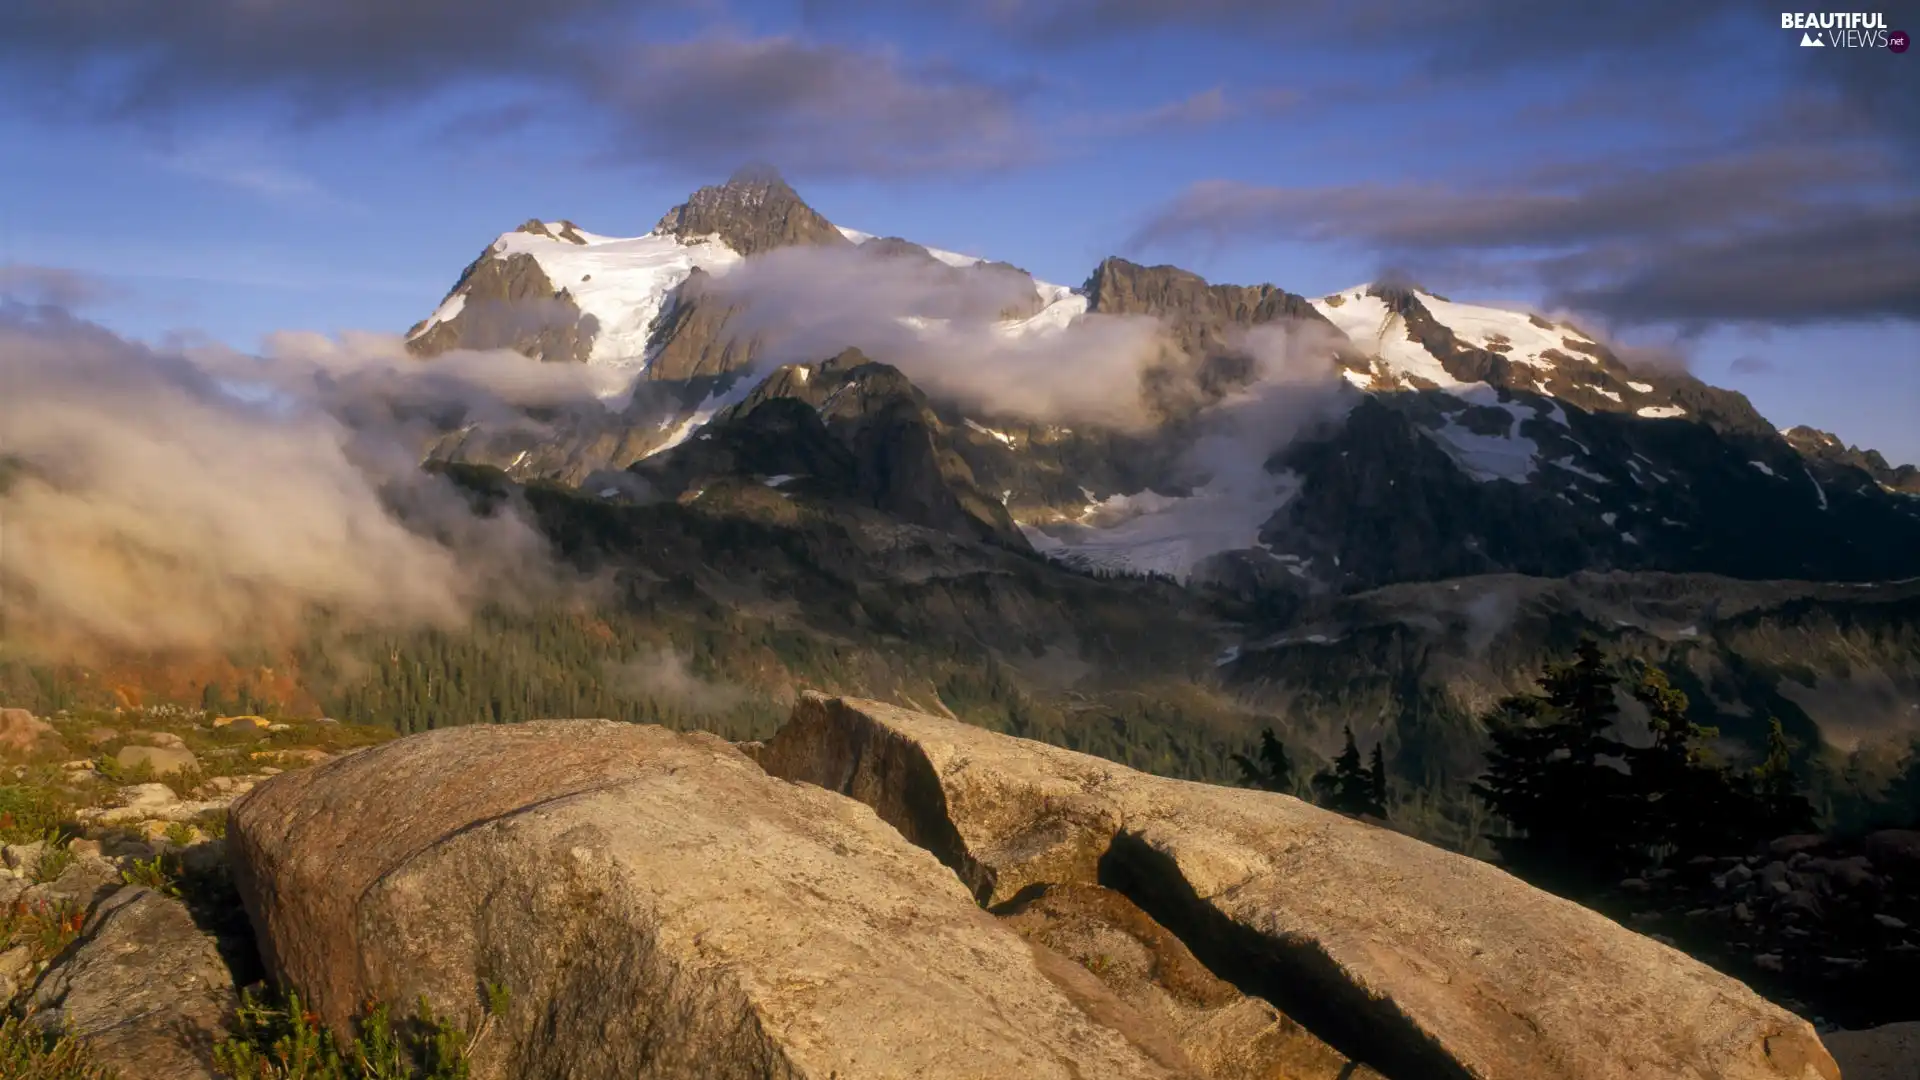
[
  {"x1": 1311, "y1": 288, "x2": 1461, "y2": 388},
  {"x1": 1417, "y1": 292, "x2": 1597, "y2": 369},
  {"x1": 491, "y1": 226, "x2": 744, "y2": 376}
]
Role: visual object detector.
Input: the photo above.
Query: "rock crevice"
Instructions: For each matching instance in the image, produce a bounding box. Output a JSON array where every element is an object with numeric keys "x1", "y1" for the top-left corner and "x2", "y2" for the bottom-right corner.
[{"x1": 757, "y1": 692, "x2": 1841, "y2": 1080}]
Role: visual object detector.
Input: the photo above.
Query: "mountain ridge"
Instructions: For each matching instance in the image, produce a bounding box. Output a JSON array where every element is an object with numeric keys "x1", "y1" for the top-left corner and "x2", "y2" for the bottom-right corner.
[{"x1": 403, "y1": 169, "x2": 1920, "y2": 593}]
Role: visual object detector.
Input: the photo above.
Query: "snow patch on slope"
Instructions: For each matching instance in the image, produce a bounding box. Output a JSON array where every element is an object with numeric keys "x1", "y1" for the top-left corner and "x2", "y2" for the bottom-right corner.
[
  {"x1": 1418, "y1": 292, "x2": 1599, "y2": 369},
  {"x1": 1424, "y1": 387, "x2": 1552, "y2": 483},
  {"x1": 410, "y1": 292, "x2": 467, "y2": 341},
  {"x1": 1019, "y1": 474, "x2": 1302, "y2": 582},
  {"x1": 1313, "y1": 288, "x2": 1461, "y2": 388}
]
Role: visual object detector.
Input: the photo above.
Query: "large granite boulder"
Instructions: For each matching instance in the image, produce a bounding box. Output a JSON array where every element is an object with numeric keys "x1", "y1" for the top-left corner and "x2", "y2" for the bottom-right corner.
[
  {"x1": 229, "y1": 720, "x2": 1182, "y2": 1080},
  {"x1": 758, "y1": 693, "x2": 1840, "y2": 1080}
]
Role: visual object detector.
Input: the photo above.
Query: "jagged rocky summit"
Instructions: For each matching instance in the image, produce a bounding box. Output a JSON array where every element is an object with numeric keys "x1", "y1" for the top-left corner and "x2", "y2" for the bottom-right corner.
[{"x1": 227, "y1": 694, "x2": 1841, "y2": 1080}]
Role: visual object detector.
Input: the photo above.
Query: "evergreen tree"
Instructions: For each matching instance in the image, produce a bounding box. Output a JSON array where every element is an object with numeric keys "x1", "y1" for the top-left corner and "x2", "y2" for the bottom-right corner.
[
  {"x1": 1748, "y1": 718, "x2": 1816, "y2": 839},
  {"x1": 1233, "y1": 728, "x2": 1295, "y2": 794},
  {"x1": 1624, "y1": 665, "x2": 1742, "y2": 862},
  {"x1": 1313, "y1": 725, "x2": 1376, "y2": 816},
  {"x1": 1366, "y1": 743, "x2": 1390, "y2": 819},
  {"x1": 1472, "y1": 638, "x2": 1637, "y2": 885}
]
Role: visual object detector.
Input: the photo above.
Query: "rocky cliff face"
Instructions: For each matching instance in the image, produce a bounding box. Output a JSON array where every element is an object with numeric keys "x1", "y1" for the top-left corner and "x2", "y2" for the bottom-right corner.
[
  {"x1": 225, "y1": 695, "x2": 1841, "y2": 1080},
  {"x1": 654, "y1": 165, "x2": 850, "y2": 257},
  {"x1": 1085, "y1": 257, "x2": 1336, "y2": 415}
]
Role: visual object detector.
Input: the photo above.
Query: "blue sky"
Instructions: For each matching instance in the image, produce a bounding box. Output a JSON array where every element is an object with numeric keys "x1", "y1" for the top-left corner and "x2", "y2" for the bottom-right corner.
[{"x1": 3, "y1": 0, "x2": 1916, "y2": 461}]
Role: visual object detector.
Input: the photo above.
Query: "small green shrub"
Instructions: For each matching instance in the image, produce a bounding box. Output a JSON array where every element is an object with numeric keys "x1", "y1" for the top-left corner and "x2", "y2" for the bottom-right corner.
[
  {"x1": 120, "y1": 856, "x2": 180, "y2": 897},
  {"x1": 214, "y1": 988, "x2": 481, "y2": 1080},
  {"x1": 163, "y1": 821, "x2": 196, "y2": 848},
  {"x1": 92, "y1": 755, "x2": 157, "y2": 787},
  {"x1": 0, "y1": 1014, "x2": 118, "y2": 1079},
  {"x1": 29, "y1": 834, "x2": 76, "y2": 885}
]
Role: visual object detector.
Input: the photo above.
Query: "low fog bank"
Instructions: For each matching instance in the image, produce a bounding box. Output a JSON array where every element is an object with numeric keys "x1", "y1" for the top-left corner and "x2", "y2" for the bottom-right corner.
[{"x1": 0, "y1": 302, "x2": 605, "y2": 660}]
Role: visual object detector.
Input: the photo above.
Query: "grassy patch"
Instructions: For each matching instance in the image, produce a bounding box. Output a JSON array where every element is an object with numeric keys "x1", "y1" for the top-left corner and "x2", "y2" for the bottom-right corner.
[
  {"x1": 0, "y1": 786, "x2": 73, "y2": 847},
  {"x1": 0, "y1": 1015, "x2": 118, "y2": 1080},
  {"x1": 215, "y1": 985, "x2": 509, "y2": 1080}
]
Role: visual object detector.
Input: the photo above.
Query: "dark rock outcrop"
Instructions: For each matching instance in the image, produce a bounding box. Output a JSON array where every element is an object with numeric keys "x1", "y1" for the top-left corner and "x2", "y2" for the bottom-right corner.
[
  {"x1": 653, "y1": 165, "x2": 850, "y2": 257},
  {"x1": 1264, "y1": 391, "x2": 1920, "y2": 591},
  {"x1": 1785, "y1": 425, "x2": 1920, "y2": 495},
  {"x1": 672, "y1": 349, "x2": 1030, "y2": 549}
]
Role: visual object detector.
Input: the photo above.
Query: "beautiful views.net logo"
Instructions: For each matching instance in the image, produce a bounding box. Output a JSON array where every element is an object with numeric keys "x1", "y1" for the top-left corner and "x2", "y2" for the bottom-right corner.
[{"x1": 1781, "y1": 11, "x2": 1908, "y2": 49}]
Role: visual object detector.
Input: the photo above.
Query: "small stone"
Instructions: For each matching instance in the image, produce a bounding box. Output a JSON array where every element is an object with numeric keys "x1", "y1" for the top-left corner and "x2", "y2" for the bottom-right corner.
[
  {"x1": 1768, "y1": 834, "x2": 1827, "y2": 858},
  {"x1": 268, "y1": 723, "x2": 292, "y2": 733},
  {"x1": 116, "y1": 783, "x2": 181, "y2": 812},
  {"x1": 0, "y1": 944, "x2": 32, "y2": 981},
  {"x1": 114, "y1": 744, "x2": 200, "y2": 778},
  {"x1": 1873, "y1": 913, "x2": 1908, "y2": 930},
  {"x1": 1754, "y1": 953, "x2": 1784, "y2": 971},
  {"x1": 2, "y1": 842, "x2": 44, "y2": 871},
  {"x1": 1733, "y1": 902, "x2": 1753, "y2": 922},
  {"x1": 61, "y1": 759, "x2": 94, "y2": 770},
  {"x1": 101, "y1": 836, "x2": 154, "y2": 860},
  {"x1": 1620, "y1": 877, "x2": 1650, "y2": 892},
  {"x1": 69, "y1": 839, "x2": 102, "y2": 860},
  {"x1": 84, "y1": 727, "x2": 120, "y2": 746}
]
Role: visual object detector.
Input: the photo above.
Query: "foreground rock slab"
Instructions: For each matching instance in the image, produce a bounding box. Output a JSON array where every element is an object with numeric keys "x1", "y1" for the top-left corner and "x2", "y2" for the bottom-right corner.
[
  {"x1": 30, "y1": 886, "x2": 235, "y2": 1080},
  {"x1": 760, "y1": 693, "x2": 1840, "y2": 1080},
  {"x1": 231, "y1": 720, "x2": 1183, "y2": 1080}
]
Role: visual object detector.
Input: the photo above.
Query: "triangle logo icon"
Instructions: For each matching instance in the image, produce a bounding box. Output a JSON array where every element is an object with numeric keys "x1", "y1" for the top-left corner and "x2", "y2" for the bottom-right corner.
[{"x1": 1801, "y1": 31, "x2": 1825, "y2": 45}]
